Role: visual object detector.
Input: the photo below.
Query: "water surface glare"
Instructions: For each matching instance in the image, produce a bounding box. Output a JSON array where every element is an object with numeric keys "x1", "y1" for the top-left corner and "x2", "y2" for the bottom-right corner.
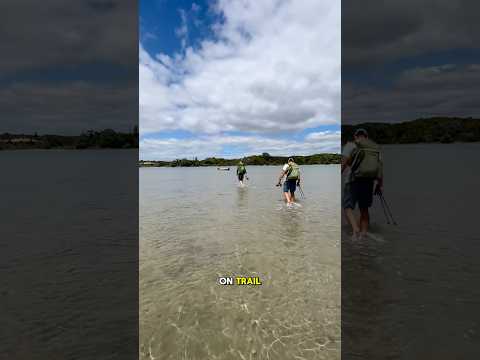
[{"x1": 140, "y1": 165, "x2": 340, "y2": 360}]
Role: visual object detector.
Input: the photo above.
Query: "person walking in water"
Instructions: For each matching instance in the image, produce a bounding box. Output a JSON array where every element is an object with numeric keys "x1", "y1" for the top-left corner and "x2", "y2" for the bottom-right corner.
[
  {"x1": 236, "y1": 160, "x2": 248, "y2": 186},
  {"x1": 277, "y1": 157, "x2": 301, "y2": 205},
  {"x1": 342, "y1": 128, "x2": 383, "y2": 239}
]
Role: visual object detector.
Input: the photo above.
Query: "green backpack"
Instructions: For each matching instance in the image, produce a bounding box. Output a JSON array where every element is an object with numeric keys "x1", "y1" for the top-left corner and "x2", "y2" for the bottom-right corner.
[
  {"x1": 350, "y1": 138, "x2": 381, "y2": 179},
  {"x1": 238, "y1": 164, "x2": 246, "y2": 175},
  {"x1": 287, "y1": 163, "x2": 300, "y2": 180}
]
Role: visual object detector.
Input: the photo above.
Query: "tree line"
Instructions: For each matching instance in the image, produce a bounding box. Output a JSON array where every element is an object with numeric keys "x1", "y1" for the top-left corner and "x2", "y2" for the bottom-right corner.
[
  {"x1": 0, "y1": 127, "x2": 139, "y2": 150},
  {"x1": 140, "y1": 152, "x2": 341, "y2": 167},
  {"x1": 342, "y1": 117, "x2": 480, "y2": 144}
]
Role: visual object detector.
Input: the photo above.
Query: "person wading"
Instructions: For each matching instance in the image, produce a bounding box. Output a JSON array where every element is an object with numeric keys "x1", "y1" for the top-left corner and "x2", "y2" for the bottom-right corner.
[
  {"x1": 277, "y1": 157, "x2": 301, "y2": 205},
  {"x1": 342, "y1": 129, "x2": 383, "y2": 239},
  {"x1": 236, "y1": 161, "x2": 248, "y2": 186}
]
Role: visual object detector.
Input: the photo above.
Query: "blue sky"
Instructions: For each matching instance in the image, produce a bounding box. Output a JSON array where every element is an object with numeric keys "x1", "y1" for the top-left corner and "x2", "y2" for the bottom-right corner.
[
  {"x1": 140, "y1": 0, "x2": 219, "y2": 56},
  {"x1": 139, "y1": 0, "x2": 340, "y2": 160}
]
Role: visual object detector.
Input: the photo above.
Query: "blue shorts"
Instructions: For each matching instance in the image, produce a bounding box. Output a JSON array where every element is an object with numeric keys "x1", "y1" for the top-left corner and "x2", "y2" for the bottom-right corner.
[
  {"x1": 343, "y1": 179, "x2": 374, "y2": 209},
  {"x1": 283, "y1": 179, "x2": 297, "y2": 194}
]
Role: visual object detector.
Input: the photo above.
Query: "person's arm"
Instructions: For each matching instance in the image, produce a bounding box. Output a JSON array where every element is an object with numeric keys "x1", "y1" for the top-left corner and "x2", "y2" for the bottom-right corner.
[
  {"x1": 277, "y1": 169, "x2": 286, "y2": 185},
  {"x1": 341, "y1": 156, "x2": 350, "y2": 174},
  {"x1": 341, "y1": 142, "x2": 354, "y2": 173}
]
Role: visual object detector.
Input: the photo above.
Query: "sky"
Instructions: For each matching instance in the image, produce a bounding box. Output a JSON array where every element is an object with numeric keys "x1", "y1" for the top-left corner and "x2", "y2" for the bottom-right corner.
[
  {"x1": 3, "y1": 0, "x2": 477, "y2": 142},
  {"x1": 0, "y1": 0, "x2": 137, "y2": 135},
  {"x1": 342, "y1": 0, "x2": 480, "y2": 125},
  {"x1": 139, "y1": 0, "x2": 341, "y2": 161}
]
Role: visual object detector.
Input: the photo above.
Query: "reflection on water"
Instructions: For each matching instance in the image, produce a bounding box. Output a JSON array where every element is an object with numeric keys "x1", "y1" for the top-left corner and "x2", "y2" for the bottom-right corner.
[
  {"x1": 237, "y1": 187, "x2": 249, "y2": 209},
  {"x1": 140, "y1": 165, "x2": 340, "y2": 360},
  {"x1": 342, "y1": 144, "x2": 480, "y2": 359}
]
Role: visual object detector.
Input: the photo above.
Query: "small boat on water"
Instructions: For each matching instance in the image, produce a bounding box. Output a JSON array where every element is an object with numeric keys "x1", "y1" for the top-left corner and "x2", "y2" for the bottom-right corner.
[{"x1": 217, "y1": 167, "x2": 230, "y2": 171}]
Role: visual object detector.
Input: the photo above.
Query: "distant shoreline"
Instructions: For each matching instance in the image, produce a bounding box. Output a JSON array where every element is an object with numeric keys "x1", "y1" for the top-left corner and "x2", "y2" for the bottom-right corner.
[
  {"x1": 139, "y1": 153, "x2": 341, "y2": 167},
  {"x1": 0, "y1": 129, "x2": 139, "y2": 150},
  {"x1": 0, "y1": 147, "x2": 137, "y2": 152},
  {"x1": 342, "y1": 117, "x2": 480, "y2": 144},
  {"x1": 140, "y1": 163, "x2": 340, "y2": 167}
]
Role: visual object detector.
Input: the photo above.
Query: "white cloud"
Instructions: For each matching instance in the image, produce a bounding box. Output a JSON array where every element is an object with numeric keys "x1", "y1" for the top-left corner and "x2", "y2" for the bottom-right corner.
[
  {"x1": 343, "y1": 64, "x2": 480, "y2": 124},
  {"x1": 139, "y1": 0, "x2": 340, "y2": 136},
  {"x1": 343, "y1": 0, "x2": 480, "y2": 67},
  {"x1": 305, "y1": 130, "x2": 341, "y2": 142},
  {"x1": 2, "y1": 0, "x2": 137, "y2": 72},
  {"x1": 140, "y1": 131, "x2": 340, "y2": 160},
  {"x1": 175, "y1": 9, "x2": 189, "y2": 49},
  {"x1": 0, "y1": 81, "x2": 136, "y2": 134},
  {"x1": 191, "y1": 2, "x2": 201, "y2": 12}
]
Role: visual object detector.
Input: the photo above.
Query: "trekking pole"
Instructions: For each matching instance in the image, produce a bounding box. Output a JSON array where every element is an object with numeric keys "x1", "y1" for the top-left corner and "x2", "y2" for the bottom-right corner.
[
  {"x1": 377, "y1": 194, "x2": 391, "y2": 225},
  {"x1": 276, "y1": 182, "x2": 283, "y2": 201},
  {"x1": 298, "y1": 184, "x2": 306, "y2": 199},
  {"x1": 380, "y1": 193, "x2": 397, "y2": 225}
]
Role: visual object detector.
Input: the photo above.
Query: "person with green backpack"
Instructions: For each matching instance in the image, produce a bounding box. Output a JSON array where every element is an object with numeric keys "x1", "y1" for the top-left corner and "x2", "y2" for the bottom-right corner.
[
  {"x1": 236, "y1": 160, "x2": 248, "y2": 186},
  {"x1": 342, "y1": 129, "x2": 383, "y2": 238},
  {"x1": 277, "y1": 157, "x2": 301, "y2": 205}
]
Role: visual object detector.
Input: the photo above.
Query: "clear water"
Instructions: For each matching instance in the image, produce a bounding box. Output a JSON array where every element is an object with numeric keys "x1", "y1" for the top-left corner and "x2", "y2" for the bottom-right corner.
[
  {"x1": 140, "y1": 165, "x2": 341, "y2": 360},
  {"x1": 342, "y1": 143, "x2": 480, "y2": 359}
]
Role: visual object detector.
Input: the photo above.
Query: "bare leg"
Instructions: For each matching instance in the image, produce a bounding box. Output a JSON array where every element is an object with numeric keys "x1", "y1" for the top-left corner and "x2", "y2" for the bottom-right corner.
[
  {"x1": 359, "y1": 208, "x2": 369, "y2": 235},
  {"x1": 284, "y1": 191, "x2": 292, "y2": 204},
  {"x1": 291, "y1": 192, "x2": 296, "y2": 202},
  {"x1": 345, "y1": 208, "x2": 360, "y2": 237}
]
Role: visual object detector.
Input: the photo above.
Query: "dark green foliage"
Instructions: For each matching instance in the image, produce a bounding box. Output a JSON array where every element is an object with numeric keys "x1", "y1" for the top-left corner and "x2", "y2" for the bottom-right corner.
[
  {"x1": 139, "y1": 153, "x2": 342, "y2": 167},
  {"x1": 342, "y1": 117, "x2": 480, "y2": 145},
  {"x1": 0, "y1": 129, "x2": 139, "y2": 150},
  {"x1": 77, "y1": 129, "x2": 138, "y2": 149}
]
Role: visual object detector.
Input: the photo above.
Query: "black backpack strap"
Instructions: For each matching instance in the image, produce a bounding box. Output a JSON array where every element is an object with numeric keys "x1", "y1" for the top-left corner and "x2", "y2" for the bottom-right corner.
[
  {"x1": 286, "y1": 164, "x2": 292, "y2": 177},
  {"x1": 349, "y1": 148, "x2": 364, "y2": 176}
]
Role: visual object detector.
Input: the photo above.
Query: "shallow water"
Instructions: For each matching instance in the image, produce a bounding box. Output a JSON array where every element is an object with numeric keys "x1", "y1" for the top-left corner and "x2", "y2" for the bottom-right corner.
[
  {"x1": 0, "y1": 150, "x2": 138, "y2": 359},
  {"x1": 342, "y1": 143, "x2": 480, "y2": 359},
  {"x1": 140, "y1": 165, "x2": 340, "y2": 360}
]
